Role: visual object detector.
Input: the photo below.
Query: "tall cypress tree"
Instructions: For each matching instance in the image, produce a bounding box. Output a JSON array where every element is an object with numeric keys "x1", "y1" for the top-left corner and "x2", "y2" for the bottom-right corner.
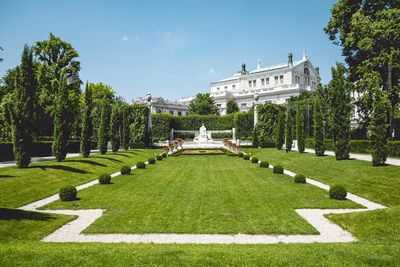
[
  {"x1": 313, "y1": 97, "x2": 325, "y2": 156},
  {"x1": 110, "y1": 104, "x2": 122, "y2": 152},
  {"x1": 369, "y1": 89, "x2": 390, "y2": 166},
  {"x1": 98, "y1": 96, "x2": 109, "y2": 154},
  {"x1": 52, "y1": 72, "x2": 70, "y2": 161},
  {"x1": 329, "y1": 63, "x2": 352, "y2": 160},
  {"x1": 275, "y1": 109, "x2": 285, "y2": 150},
  {"x1": 285, "y1": 107, "x2": 293, "y2": 152},
  {"x1": 296, "y1": 104, "x2": 305, "y2": 153},
  {"x1": 10, "y1": 45, "x2": 36, "y2": 168},
  {"x1": 121, "y1": 105, "x2": 130, "y2": 150},
  {"x1": 80, "y1": 82, "x2": 93, "y2": 158}
]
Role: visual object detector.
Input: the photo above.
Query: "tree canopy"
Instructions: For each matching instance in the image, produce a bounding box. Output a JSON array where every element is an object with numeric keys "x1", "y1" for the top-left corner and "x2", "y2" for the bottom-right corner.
[
  {"x1": 188, "y1": 93, "x2": 219, "y2": 115},
  {"x1": 226, "y1": 99, "x2": 239, "y2": 114}
]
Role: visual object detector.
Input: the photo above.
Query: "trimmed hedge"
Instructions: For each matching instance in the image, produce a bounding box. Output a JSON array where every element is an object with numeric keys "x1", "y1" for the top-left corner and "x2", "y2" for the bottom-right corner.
[
  {"x1": 156, "y1": 155, "x2": 163, "y2": 161},
  {"x1": 238, "y1": 152, "x2": 244, "y2": 157},
  {"x1": 211, "y1": 132, "x2": 233, "y2": 139},
  {"x1": 173, "y1": 114, "x2": 234, "y2": 131},
  {"x1": 273, "y1": 165, "x2": 284, "y2": 174},
  {"x1": 260, "y1": 161, "x2": 269, "y2": 168},
  {"x1": 251, "y1": 157, "x2": 259, "y2": 163},
  {"x1": 329, "y1": 184, "x2": 347, "y2": 200},
  {"x1": 234, "y1": 112, "x2": 253, "y2": 139},
  {"x1": 243, "y1": 154, "x2": 250, "y2": 160},
  {"x1": 294, "y1": 174, "x2": 306, "y2": 184},
  {"x1": 59, "y1": 185, "x2": 77, "y2": 201},
  {"x1": 99, "y1": 174, "x2": 111, "y2": 184},
  {"x1": 148, "y1": 158, "x2": 156, "y2": 164},
  {"x1": 305, "y1": 139, "x2": 400, "y2": 158},
  {"x1": 162, "y1": 152, "x2": 167, "y2": 158},
  {"x1": 151, "y1": 113, "x2": 173, "y2": 141},
  {"x1": 121, "y1": 165, "x2": 131, "y2": 175},
  {"x1": 136, "y1": 161, "x2": 146, "y2": 169}
]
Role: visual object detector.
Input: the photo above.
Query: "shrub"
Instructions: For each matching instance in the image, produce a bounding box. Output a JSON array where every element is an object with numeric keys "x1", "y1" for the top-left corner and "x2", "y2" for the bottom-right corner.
[
  {"x1": 238, "y1": 152, "x2": 244, "y2": 157},
  {"x1": 294, "y1": 174, "x2": 306, "y2": 184},
  {"x1": 162, "y1": 152, "x2": 167, "y2": 158},
  {"x1": 59, "y1": 185, "x2": 77, "y2": 201},
  {"x1": 136, "y1": 161, "x2": 146, "y2": 169},
  {"x1": 329, "y1": 184, "x2": 347, "y2": 200},
  {"x1": 156, "y1": 155, "x2": 163, "y2": 161},
  {"x1": 148, "y1": 158, "x2": 156, "y2": 164},
  {"x1": 273, "y1": 165, "x2": 284, "y2": 174},
  {"x1": 243, "y1": 154, "x2": 250, "y2": 160},
  {"x1": 260, "y1": 161, "x2": 269, "y2": 168},
  {"x1": 98, "y1": 174, "x2": 111, "y2": 184},
  {"x1": 251, "y1": 157, "x2": 259, "y2": 163},
  {"x1": 240, "y1": 136, "x2": 247, "y2": 141},
  {"x1": 121, "y1": 165, "x2": 131, "y2": 175}
]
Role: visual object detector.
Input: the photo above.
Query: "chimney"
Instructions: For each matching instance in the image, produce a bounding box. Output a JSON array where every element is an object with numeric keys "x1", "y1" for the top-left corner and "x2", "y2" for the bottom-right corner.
[{"x1": 288, "y1": 53, "x2": 293, "y2": 67}]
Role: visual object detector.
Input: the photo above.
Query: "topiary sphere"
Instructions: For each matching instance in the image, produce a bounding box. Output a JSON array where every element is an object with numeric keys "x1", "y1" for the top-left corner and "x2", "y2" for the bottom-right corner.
[
  {"x1": 294, "y1": 174, "x2": 306, "y2": 184},
  {"x1": 136, "y1": 161, "x2": 146, "y2": 169},
  {"x1": 156, "y1": 155, "x2": 163, "y2": 161},
  {"x1": 162, "y1": 152, "x2": 167, "y2": 158},
  {"x1": 329, "y1": 184, "x2": 347, "y2": 200},
  {"x1": 148, "y1": 158, "x2": 156, "y2": 164},
  {"x1": 243, "y1": 154, "x2": 250, "y2": 160},
  {"x1": 99, "y1": 174, "x2": 111, "y2": 184},
  {"x1": 121, "y1": 165, "x2": 131, "y2": 175},
  {"x1": 273, "y1": 165, "x2": 284, "y2": 174},
  {"x1": 59, "y1": 185, "x2": 77, "y2": 201},
  {"x1": 251, "y1": 157, "x2": 259, "y2": 163},
  {"x1": 260, "y1": 161, "x2": 269, "y2": 168},
  {"x1": 238, "y1": 152, "x2": 244, "y2": 157}
]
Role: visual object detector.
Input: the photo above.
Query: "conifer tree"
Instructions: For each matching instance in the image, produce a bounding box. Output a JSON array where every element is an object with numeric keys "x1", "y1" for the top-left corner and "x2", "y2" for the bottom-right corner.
[
  {"x1": 370, "y1": 88, "x2": 390, "y2": 166},
  {"x1": 80, "y1": 82, "x2": 93, "y2": 158},
  {"x1": 275, "y1": 109, "x2": 285, "y2": 150},
  {"x1": 296, "y1": 104, "x2": 305, "y2": 153},
  {"x1": 313, "y1": 97, "x2": 325, "y2": 156},
  {"x1": 10, "y1": 45, "x2": 36, "y2": 168},
  {"x1": 121, "y1": 105, "x2": 130, "y2": 150},
  {"x1": 329, "y1": 63, "x2": 352, "y2": 160},
  {"x1": 110, "y1": 104, "x2": 122, "y2": 152},
  {"x1": 52, "y1": 71, "x2": 70, "y2": 161},
  {"x1": 285, "y1": 107, "x2": 293, "y2": 152},
  {"x1": 98, "y1": 96, "x2": 109, "y2": 154}
]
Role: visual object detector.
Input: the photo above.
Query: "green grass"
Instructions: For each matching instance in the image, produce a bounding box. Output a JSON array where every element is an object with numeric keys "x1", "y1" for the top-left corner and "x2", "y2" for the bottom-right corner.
[
  {"x1": 43, "y1": 155, "x2": 358, "y2": 235},
  {"x1": 0, "y1": 149, "x2": 162, "y2": 208}
]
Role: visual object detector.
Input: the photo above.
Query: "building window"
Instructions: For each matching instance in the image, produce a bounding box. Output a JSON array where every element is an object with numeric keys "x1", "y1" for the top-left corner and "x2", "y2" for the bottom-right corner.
[
  {"x1": 253, "y1": 80, "x2": 256, "y2": 87},
  {"x1": 304, "y1": 67, "x2": 310, "y2": 75},
  {"x1": 240, "y1": 103, "x2": 247, "y2": 107},
  {"x1": 261, "y1": 78, "x2": 265, "y2": 85},
  {"x1": 248, "y1": 81, "x2": 252, "y2": 88},
  {"x1": 217, "y1": 87, "x2": 220, "y2": 91},
  {"x1": 266, "y1": 77, "x2": 269, "y2": 85},
  {"x1": 224, "y1": 86, "x2": 228, "y2": 90},
  {"x1": 275, "y1": 76, "x2": 278, "y2": 84},
  {"x1": 280, "y1": 75, "x2": 284, "y2": 84},
  {"x1": 232, "y1": 85, "x2": 236, "y2": 90},
  {"x1": 217, "y1": 104, "x2": 221, "y2": 107},
  {"x1": 178, "y1": 111, "x2": 182, "y2": 116},
  {"x1": 169, "y1": 111, "x2": 174, "y2": 115}
]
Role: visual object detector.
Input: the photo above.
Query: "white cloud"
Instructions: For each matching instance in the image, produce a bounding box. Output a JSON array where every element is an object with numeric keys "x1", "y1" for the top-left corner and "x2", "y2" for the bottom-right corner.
[
  {"x1": 121, "y1": 35, "x2": 129, "y2": 41},
  {"x1": 208, "y1": 68, "x2": 215, "y2": 75}
]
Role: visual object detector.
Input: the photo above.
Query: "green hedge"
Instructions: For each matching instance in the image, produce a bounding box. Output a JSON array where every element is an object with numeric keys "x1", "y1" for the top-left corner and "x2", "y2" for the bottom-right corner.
[
  {"x1": 151, "y1": 113, "x2": 173, "y2": 141},
  {"x1": 305, "y1": 139, "x2": 400, "y2": 158},
  {"x1": 0, "y1": 140, "x2": 90, "y2": 161},
  {"x1": 173, "y1": 114, "x2": 234, "y2": 130},
  {"x1": 211, "y1": 132, "x2": 232, "y2": 139},
  {"x1": 129, "y1": 104, "x2": 150, "y2": 148},
  {"x1": 234, "y1": 112, "x2": 253, "y2": 139}
]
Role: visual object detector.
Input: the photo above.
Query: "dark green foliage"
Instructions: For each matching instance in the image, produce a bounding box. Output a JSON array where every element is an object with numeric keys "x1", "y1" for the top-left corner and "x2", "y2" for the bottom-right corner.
[
  {"x1": 369, "y1": 89, "x2": 390, "y2": 166},
  {"x1": 110, "y1": 104, "x2": 122, "y2": 152},
  {"x1": 238, "y1": 152, "x2": 244, "y2": 157},
  {"x1": 129, "y1": 104, "x2": 149, "y2": 148},
  {"x1": 156, "y1": 155, "x2": 163, "y2": 161},
  {"x1": 10, "y1": 45, "x2": 36, "y2": 168},
  {"x1": 285, "y1": 107, "x2": 293, "y2": 152},
  {"x1": 80, "y1": 83, "x2": 93, "y2": 158},
  {"x1": 243, "y1": 154, "x2": 250, "y2": 160},
  {"x1": 294, "y1": 174, "x2": 306, "y2": 184},
  {"x1": 188, "y1": 93, "x2": 219, "y2": 115},
  {"x1": 98, "y1": 174, "x2": 111, "y2": 184},
  {"x1": 52, "y1": 72, "x2": 70, "y2": 162},
  {"x1": 275, "y1": 109, "x2": 285, "y2": 150},
  {"x1": 98, "y1": 96, "x2": 109, "y2": 154},
  {"x1": 148, "y1": 158, "x2": 156, "y2": 164},
  {"x1": 260, "y1": 161, "x2": 269, "y2": 168},
  {"x1": 151, "y1": 113, "x2": 173, "y2": 141},
  {"x1": 211, "y1": 132, "x2": 233, "y2": 139},
  {"x1": 254, "y1": 104, "x2": 280, "y2": 147},
  {"x1": 136, "y1": 161, "x2": 146, "y2": 169},
  {"x1": 226, "y1": 99, "x2": 239, "y2": 114},
  {"x1": 296, "y1": 104, "x2": 305, "y2": 153},
  {"x1": 173, "y1": 114, "x2": 234, "y2": 131},
  {"x1": 120, "y1": 165, "x2": 131, "y2": 175},
  {"x1": 329, "y1": 63, "x2": 352, "y2": 160},
  {"x1": 313, "y1": 97, "x2": 325, "y2": 156},
  {"x1": 329, "y1": 184, "x2": 347, "y2": 200},
  {"x1": 273, "y1": 165, "x2": 284, "y2": 174},
  {"x1": 121, "y1": 105, "x2": 130, "y2": 150},
  {"x1": 251, "y1": 157, "x2": 259, "y2": 163},
  {"x1": 162, "y1": 152, "x2": 167, "y2": 158},
  {"x1": 59, "y1": 185, "x2": 77, "y2": 201},
  {"x1": 234, "y1": 112, "x2": 253, "y2": 139}
]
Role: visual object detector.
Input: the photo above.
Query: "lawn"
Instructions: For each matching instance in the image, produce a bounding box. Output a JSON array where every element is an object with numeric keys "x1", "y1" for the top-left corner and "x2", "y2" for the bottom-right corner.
[{"x1": 43, "y1": 155, "x2": 358, "y2": 235}]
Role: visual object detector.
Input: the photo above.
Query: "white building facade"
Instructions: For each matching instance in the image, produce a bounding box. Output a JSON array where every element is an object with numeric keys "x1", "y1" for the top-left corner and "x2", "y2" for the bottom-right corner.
[
  {"x1": 210, "y1": 51, "x2": 321, "y2": 114},
  {"x1": 133, "y1": 96, "x2": 188, "y2": 116}
]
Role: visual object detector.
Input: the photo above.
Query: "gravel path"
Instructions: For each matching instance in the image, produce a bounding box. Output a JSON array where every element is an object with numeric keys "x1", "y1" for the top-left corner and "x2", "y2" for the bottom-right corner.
[{"x1": 19, "y1": 155, "x2": 387, "y2": 244}]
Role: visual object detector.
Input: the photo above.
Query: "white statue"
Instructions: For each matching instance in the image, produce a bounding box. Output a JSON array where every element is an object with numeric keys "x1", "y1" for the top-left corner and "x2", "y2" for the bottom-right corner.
[{"x1": 194, "y1": 124, "x2": 211, "y2": 143}]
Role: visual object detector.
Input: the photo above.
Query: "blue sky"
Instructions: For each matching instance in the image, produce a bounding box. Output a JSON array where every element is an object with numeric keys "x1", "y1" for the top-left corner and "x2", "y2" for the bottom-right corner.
[{"x1": 0, "y1": 0, "x2": 342, "y2": 102}]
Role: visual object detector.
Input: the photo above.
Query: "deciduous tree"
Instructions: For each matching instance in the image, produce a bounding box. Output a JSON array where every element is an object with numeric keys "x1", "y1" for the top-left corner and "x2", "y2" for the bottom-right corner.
[
  {"x1": 226, "y1": 99, "x2": 239, "y2": 114},
  {"x1": 188, "y1": 93, "x2": 219, "y2": 115}
]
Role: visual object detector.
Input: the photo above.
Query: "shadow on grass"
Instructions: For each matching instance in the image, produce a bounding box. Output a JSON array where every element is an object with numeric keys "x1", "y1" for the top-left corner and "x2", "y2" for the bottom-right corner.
[
  {"x1": 0, "y1": 175, "x2": 14, "y2": 178},
  {"x1": 90, "y1": 156, "x2": 122, "y2": 163},
  {"x1": 66, "y1": 159, "x2": 107, "y2": 167},
  {"x1": 123, "y1": 151, "x2": 138, "y2": 155},
  {"x1": 0, "y1": 208, "x2": 56, "y2": 221},
  {"x1": 112, "y1": 153, "x2": 130, "y2": 158},
  {"x1": 30, "y1": 165, "x2": 89, "y2": 174}
]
